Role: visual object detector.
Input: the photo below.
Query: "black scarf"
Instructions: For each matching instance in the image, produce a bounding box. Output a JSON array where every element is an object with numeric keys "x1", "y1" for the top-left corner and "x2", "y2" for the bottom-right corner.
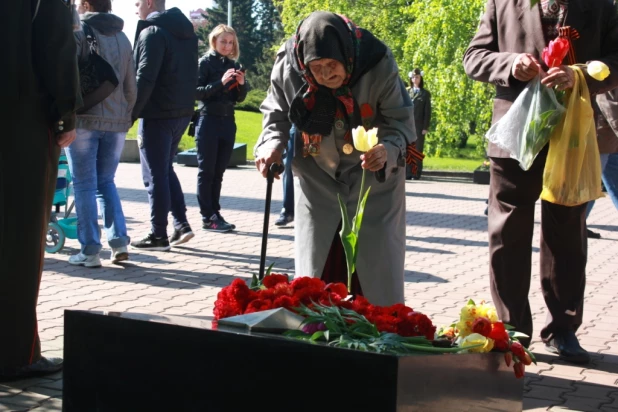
[{"x1": 286, "y1": 12, "x2": 387, "y2": 137}]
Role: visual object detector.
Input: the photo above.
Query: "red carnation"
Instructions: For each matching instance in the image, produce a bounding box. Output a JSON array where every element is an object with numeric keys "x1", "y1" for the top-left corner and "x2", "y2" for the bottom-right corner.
[
  {"x1": 263, "y1": 274, "x2": 289, "y2": 289},
  {"x1": 324, "y1": 282, "x2": 349, "y2": 299},
  {"x1": 397, "y1": 311, "x2": 436, "y2": 340},
  {"x1": 244, "y1": 299, "x2": 273, "y2": 314},
  {"x1": 319, "y1": 292, "x2": 343, "y2": 306},
  {"x1": 472, "y1": 317, "x2": 492, "y2": 337},
  {"x1": 372, "y1": 315, "x2": 398, "y2": 333},
  {"x1": 213, "y1": 300, "x2": 242, "y2": 320},
  {"x1": 290, "y1": 277, "x2": 325, "y2": 292},
  {"x1": 383, "y1": 303, "x2": 414, "y2": 318},
  {"x1": 273, "y1": 295, "x2": 300, "y2": 311},
  {"x1": 542, "y1": 37, "x2": 570, "y2": 68}
]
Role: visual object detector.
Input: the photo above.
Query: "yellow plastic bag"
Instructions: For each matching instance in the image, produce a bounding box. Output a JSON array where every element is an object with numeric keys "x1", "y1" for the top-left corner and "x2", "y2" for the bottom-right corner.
[{"x1": 540, "y1": 66, "x2": 603, "y2": 206}]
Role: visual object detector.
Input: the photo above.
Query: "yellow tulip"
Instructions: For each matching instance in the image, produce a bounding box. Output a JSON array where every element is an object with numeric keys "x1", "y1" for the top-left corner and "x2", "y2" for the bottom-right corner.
[
  {"x1": 588, "y1": 61, "x2": 610, "y2": 81},
  {"x1": 461, "y1": 333, "x2": 495, "y2": 353},
  {"x1": 352, "y1": 126, "x2": 379, "y2": 152}
]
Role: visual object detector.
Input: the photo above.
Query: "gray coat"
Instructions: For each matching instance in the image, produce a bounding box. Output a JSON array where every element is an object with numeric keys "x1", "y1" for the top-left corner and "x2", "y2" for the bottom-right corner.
[
  {"x1": 75, "y1": 13, "x2": 136, "y2": 132},
  {"x1": 255, "y1": 46, "x2": 414, "y2": 306}
]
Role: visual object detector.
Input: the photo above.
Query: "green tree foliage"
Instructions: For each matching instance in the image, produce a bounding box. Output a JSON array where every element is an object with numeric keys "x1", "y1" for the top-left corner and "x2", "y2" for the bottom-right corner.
[
  {"x1": 402, "y1": 0, "x2": 493, "y2": 156},
  {"x1": 276, "y1": 0, "x2": 494, "y2": 155},
  {"x1": 277, "y1": 0, "x2": 414, "y2": 62}
]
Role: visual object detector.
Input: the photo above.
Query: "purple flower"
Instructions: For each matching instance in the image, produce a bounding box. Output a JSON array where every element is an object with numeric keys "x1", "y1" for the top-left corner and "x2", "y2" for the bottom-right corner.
[{"x1": 302, "y1": 322, "x2": 327, "y2": 334}]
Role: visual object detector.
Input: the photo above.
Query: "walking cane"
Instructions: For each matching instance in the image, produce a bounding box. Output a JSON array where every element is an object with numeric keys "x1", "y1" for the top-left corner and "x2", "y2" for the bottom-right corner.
[{"x1": 258, "y1": 163, "x2": 285, "y2": 280}]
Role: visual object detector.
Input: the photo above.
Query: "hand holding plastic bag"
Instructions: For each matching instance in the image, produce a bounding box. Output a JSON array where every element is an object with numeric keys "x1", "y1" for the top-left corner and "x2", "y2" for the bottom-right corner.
[
  {"x1": 486, "y1": 76, "x2": 565, "y2": 170},
  {"x1": 540, "y1": 66, "x2": 603, "y2": 206}
]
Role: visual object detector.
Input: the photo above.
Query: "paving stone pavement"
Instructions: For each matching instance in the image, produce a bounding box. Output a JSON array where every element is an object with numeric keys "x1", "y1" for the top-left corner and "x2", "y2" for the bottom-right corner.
[{"x1": 1, "y1": 162, "x2": 617, "y2": 412}]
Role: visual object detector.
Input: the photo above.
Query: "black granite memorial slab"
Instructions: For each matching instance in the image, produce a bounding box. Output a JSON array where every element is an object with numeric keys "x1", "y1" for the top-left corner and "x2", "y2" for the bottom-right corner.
[{"x1": 63, "y1": 310, "x2": 523, "y2": 412}]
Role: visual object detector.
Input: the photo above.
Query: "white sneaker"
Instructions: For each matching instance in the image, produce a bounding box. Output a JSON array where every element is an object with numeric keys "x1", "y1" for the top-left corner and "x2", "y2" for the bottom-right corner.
[
  {"x1": 111, "y1": 246, "x2": 129, "y2": 264},
  {"x1": 68, "y1": 253, "x2": 102, "y2": 268}
]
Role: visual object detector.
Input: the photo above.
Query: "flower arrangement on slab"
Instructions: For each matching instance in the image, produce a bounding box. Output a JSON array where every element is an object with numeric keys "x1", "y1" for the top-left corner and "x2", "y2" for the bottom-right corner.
[{"x1": 213, "y1": 272, "x2": 536, "y2": 378}]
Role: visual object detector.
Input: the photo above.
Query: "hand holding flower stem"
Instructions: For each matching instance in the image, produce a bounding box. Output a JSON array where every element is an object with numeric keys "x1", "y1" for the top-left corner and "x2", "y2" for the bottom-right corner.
[{"x1": 338, "y1": 126, "x2": 379, "y2": 293}]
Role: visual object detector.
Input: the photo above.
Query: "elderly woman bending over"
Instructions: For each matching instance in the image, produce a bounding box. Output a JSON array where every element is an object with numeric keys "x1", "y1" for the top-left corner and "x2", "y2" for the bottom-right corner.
[{"x1": 254, "y1": 11, "x2": 415, "y2": 306}]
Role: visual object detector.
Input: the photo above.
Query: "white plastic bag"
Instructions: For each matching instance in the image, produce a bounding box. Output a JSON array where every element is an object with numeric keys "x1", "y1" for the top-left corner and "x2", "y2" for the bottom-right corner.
[{"x1": 486, "y1": 76, "x2": 566, "y2": 170}]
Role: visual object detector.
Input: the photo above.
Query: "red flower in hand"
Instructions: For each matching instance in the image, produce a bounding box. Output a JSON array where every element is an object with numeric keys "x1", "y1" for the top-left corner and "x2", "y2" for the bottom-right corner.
[
  {"x1": 472, "y1": 317, "x2": 493, "y2": 337},
  {"x1": 542, "y1": 37, "x2": 570, "y2": 68}
]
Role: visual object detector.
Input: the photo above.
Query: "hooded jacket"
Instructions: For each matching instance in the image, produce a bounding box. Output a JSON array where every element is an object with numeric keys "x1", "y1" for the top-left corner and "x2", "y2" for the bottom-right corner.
[
  {"x1": 132, "y1": 8, "x2": 198, "y2": 120},
  {"x1": 75, "y1": 12, "x2": 136, "y2": 132}
]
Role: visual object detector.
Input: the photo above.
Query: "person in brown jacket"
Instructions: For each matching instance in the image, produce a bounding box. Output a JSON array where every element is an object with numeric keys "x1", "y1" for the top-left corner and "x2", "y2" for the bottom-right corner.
[
  {"x1": 463, "y1": 0, "x2": 618, "y2": 364},
  {"x1": 586, "y1": 88, "x2": 618, "y2": 238}
]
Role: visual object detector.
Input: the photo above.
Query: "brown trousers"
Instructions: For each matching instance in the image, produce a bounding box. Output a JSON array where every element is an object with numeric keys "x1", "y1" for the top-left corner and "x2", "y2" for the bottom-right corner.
[
  {"x1": 489, "y1": 147, "x2": 587, "y2": 345},
  {"x1": 0, "y1": 102, "x2": 59, "y2": 369}
]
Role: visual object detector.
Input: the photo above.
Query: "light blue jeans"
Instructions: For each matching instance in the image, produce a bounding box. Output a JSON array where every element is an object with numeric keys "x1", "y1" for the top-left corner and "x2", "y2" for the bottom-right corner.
[{"x1": 66, "y1": 129, "x2": 130, "y2": 255}]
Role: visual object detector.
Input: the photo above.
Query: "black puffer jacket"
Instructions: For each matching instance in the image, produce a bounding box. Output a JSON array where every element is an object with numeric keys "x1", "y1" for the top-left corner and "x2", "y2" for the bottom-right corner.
[
  {"x1": 132, "y1": 8, "x2": 198, "y2": 120},
  {"x1": 196, "y1": 51, "x2": 247, "y2": 117}
]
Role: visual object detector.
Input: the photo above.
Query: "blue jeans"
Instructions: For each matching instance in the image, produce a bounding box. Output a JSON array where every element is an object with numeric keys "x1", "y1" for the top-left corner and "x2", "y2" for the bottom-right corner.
[
  {"x1": 281, "y1": 126, "x2": 295, "y2": 215},
  {"x1": 139, "y1": 117, "x2": 190, "y2": 237},
  {"x1": 195, "y1": 115, "x2": 236, "y2": 220},
  {"x1": 66, "y1": 129, "x2": 130, "y2": 255},
  {"x1": 586, "y1": 154, "x2": 616, "y2": 218}
]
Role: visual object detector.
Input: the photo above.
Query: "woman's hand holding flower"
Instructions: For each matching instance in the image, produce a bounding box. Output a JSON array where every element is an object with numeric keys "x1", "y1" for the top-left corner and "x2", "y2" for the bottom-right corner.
[{"x1": 361, "y1": 144, "x2": 387, "y2": 172}]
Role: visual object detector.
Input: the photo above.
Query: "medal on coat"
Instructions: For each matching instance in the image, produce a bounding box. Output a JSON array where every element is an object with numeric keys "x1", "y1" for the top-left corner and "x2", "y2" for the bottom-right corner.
[
  {"x1": 302, "y1": 132, "x2": 322, "y2": 157},
  {"x1": 342, "y1": 143, "x2": 354, "y2": 155}
]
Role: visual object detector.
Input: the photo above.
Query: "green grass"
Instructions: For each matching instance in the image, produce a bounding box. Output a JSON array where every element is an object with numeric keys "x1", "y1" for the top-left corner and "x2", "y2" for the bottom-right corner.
[
  {"x1": 126, "y1": 110, "x2": 263, "y2": 156},
  {"x1": 127, "y1": 111, "x2": 485, "y2": 171}
]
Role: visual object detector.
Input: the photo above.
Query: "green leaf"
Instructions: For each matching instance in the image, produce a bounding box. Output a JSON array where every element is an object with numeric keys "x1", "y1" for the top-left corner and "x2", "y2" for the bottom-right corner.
[
  {"x1": 503, "y1": 324, "x2": 516, "y2": 331},
  {"x1": 337, "y1": 193, "x2": 357, "y2": 285},
  {"x1": 467, "y1": 299, "x2": 476, "y2": 306},
  {"x1": 265, "y1": 262, "x2": 275, "y2": 277},
  {"x1": 509, "y1": 331, "x2": 530, "y2": 339},
  {"x1": 530, "y1": 0, "x2": 540, "y2": 7},
  {"x1": 250, "y1": 273, "x2": 260, "y2": 290},
  {"x1": 310, "y1": 331, "x2": 325, "y2": 341}
]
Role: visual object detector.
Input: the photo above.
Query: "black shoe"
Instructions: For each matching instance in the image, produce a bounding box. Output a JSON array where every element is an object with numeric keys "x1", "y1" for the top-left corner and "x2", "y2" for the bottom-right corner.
[
  {"x1": 216, "y1": 213, "x2": 236, "y2": 230},
  {"x1": 275, "y1": 213, "x2": 294, "y2": 226},
  {"x1": 413, "y1": 175, "x2": 421, "y2": 180},
  {"x1": 131, "y1": 233, "x2": 171, "y2": 251},
  {"x1": 405, "y1": 175, "x2": 413, "y2": 180},
  {"x1": 0, "y1": 357, "x2": 63, "y2": 382},
  {"x1": 587, "y1": 229, "x2": 601, "y2": 239},
  {"x1": 169, "y1": 224, "x2": 195, "y2": 246},
  {"x1": 544, "y1": 330, "x2": 591, "y2": 364},
  {"x1": 203, "y1": 214, "x2": 233, "y2": 232}
]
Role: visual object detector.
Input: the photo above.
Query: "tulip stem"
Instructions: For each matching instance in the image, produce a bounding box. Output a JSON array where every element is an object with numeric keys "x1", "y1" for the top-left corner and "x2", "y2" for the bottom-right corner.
[{"x1": 349, "y1": 168, "x2": 367, "y2": 293}]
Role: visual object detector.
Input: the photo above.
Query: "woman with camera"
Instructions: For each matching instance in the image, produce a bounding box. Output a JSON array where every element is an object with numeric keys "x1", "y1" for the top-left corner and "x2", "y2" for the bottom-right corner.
[{"x1": 195, "y1": 24, "x2": 247, "y2": 232}]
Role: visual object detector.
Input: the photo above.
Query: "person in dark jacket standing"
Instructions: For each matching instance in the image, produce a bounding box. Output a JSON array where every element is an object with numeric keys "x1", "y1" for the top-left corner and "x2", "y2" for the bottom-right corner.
[
  {"x1": 464, "y1": 0, "x2": 618, "y2": 364},
  {"x1": 131, "y1": 0, "x2": 199, "y2": 250},
  {"x1": 195, "y1": 24, "x2": 247, "y2": 232},
  {"x1": 0, "y1": 0, "x2": 81, "y2": 380},
  {"x1": 406, "y1": 68, "x2": 431, "y2": 180}
]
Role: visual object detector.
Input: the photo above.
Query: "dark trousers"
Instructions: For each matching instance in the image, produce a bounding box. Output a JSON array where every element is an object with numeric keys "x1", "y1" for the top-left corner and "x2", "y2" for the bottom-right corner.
[
  {"x1": 489, "y1": 147, "x2": 587, "y2": 345},
  {"x1": 196, "y1": 115, "x2": 236, "y2": 220},
  {"x1": 138, "y1": 117, "x2": 190, "y2": 238},
  {"x1": 282, "y1": 128, "x2": 295, "y2": 215},
  {"x1": 0, "y1": 104, "x2": 59, "y2": 368}
]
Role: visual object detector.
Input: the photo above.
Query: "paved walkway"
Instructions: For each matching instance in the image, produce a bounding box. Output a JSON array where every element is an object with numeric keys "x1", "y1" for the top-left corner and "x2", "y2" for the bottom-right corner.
[{"x1": 1, "y1": 163, "x2": 617, "y2": 411}]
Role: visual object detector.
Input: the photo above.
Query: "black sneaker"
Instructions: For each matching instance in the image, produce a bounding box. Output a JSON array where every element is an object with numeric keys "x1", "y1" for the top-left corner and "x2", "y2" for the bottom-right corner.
[
  {"x1": 203, "y1": 214, "x2": 233, "y2": 232},
  {"x1": 131, "y1": 233, "x2": 171, "y2": 251},
  {"x1": 216, "y1": 213, "x2": 236, "y2": 230},
  {"x1": 169, "y1": 224, "x2": 195, "y2": 246},
  {"x1": 587, "y1": 229, "x2": 601, "y2": 239},
  {"x1": 275, "y1": 213, "x2": 294, "y2": 226}
]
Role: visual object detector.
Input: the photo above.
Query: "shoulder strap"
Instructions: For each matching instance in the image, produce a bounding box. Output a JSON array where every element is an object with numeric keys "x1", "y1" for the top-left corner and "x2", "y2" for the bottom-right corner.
[{"x1": 81, "y1": 22, "x2": 99, "y2": 53}]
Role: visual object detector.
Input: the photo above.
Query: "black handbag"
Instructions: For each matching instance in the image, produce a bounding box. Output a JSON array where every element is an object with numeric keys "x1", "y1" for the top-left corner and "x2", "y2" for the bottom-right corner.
[{"x1": 77, "y1": 22, "x2": 119, "y2": 114}]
